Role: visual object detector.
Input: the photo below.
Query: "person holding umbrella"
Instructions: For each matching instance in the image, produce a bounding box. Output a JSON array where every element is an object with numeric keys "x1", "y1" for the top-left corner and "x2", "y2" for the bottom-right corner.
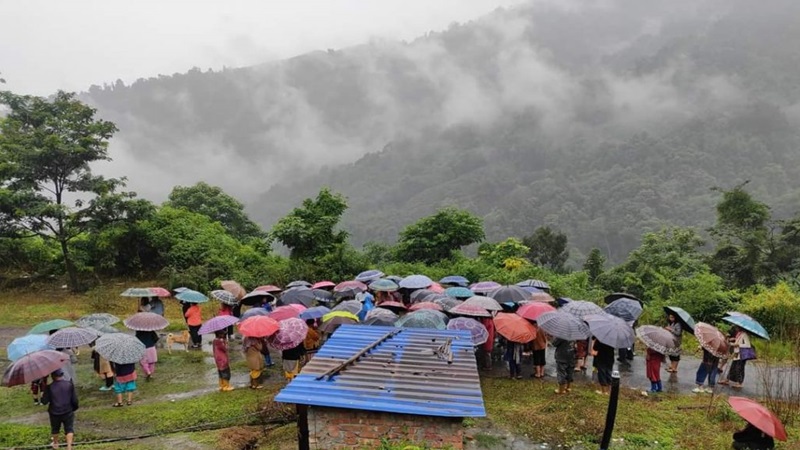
[
  {"x1": 213, "y1": 330, "x2": 234, "y2": 392},
  {"x1": 728, "y1": 326, "x2": 754, "y2": 389},
  {"x1": 243, "y1": 337, "x2": 267, "y2": 389},
  {"x1": 184, "y1": 302, "x2": 203, "y2": 349},
  {"x1": 111, "y1": 361, "x2": 137, "y2": 407},
  {"x1": 41, "y1": 368, "x2": 79, "y2": 450},
  {"x1": 665, "y1": 313, "x2": 682, "y2": 373},
  {"x1": 729, "y1": 396, "x2": 785, "y2": 449},
  {"x1": 135, "y1": 330, "x2": 159, "y2": 382},
  {"x1": 693, "y1": 347, "x2": 720, "y2": 394},
  {"x1": 592, "y1": 338, "x2": 615, "y2": 395},
  {"x1": 531, "y1": 324, "x2": 547, "y2": 379}
]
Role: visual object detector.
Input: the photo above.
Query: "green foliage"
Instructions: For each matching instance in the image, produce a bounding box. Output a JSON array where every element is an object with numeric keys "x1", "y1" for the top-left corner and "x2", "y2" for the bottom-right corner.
[
  {"x1": 522, "y1": 226, "x2": 569, "y2": 272},
  {"x1": 583, "y1": 248, "x2": 606, "y2": 283},
  {"x1": 478, "y1": 237, "x2": 530, "y2": 268},
  {"x1": 395, "y1": 207, "x2": 484, "y2": 264},
  {"x1": 0, "y1": 236, "x2": 59, "y2": 276},
  {"x1": 270, "y1": 188, "x2": 348, "y2": 259},
  {"x1": 740, "y1": 282, "x2": 800, "y2": 340}
]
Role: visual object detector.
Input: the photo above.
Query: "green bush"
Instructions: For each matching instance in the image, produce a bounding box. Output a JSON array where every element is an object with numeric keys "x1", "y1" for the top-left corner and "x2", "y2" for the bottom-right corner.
[{"x1": 740, "y1": 282, "x2": 800, "y2": 340}]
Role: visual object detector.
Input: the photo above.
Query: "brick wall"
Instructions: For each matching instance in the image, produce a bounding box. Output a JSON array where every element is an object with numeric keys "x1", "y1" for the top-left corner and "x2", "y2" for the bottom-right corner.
[{"x1": 307, "y1": 406, "x2": 464, "y2": 449}]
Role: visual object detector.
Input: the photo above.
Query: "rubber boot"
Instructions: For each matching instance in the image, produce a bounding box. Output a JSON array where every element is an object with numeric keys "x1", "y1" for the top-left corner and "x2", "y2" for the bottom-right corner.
[
  {"x1": 218, "y1": 379, "x2": 224, "y2": 392},
  {"x1": 657, "y1": 381, "x2": 663, "y2": 392},
  {"x1": 221, "y1": 379, "x2": 234, "y2": 392}
]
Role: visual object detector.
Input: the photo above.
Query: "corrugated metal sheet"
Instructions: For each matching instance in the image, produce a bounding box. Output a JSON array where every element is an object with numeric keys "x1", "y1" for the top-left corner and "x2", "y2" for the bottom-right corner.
[{"x1": 274, "y1": 324, "x2": 486, "y2": 417}]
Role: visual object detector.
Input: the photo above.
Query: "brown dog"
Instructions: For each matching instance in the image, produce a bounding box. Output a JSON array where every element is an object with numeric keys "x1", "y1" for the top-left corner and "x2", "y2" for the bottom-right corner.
[{"x1": 166, "y1": 330, "x2": 191, "y2": 354}]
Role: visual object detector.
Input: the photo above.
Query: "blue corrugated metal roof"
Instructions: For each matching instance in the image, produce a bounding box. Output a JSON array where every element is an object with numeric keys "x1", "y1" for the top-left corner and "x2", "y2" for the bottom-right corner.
[{"x1": 274, "y1": 324, "x2": 486, "y2": 417}]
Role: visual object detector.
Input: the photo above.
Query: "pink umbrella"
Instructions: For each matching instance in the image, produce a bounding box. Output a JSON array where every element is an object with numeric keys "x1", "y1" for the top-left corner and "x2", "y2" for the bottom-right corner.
[
  {"x1": 288, "y1": 304, "x2": 307, "y2": 312},
  {"x1": 409, "y1": 302, "x2": 443, "y2": 312},
  {"x1": 531, "y1": 292, "x2": 556, "y2": 303},
  {"x1": 256, "y1": 285, "x2": 282, "y2": 293},
  {"x1": 449, "y1": 303, "x2": 492, "y2": 318},
  {"x1": 2, "y1": 350, "x2": 68, "y2": 387},
  {"x1": 123, "y1": 312, "x2": 169, "y2": 331},
  {"x1": 312, "y1": 281, "x2": 335, "y2": 289},
  {"x1": 268, "y1": 306, "x2": 300, "y2": 322},
  {"x1": 516, "y1": 303, "x2": 556, "y2": 321},
  {"x1": 471, "y1": 281, "x2": 502, "y2": 294},
  {"x1": 376, "y1": 301, "x2": 407, "y2": 313},
  {"x1": 199, "y1": 315, "x2": 240, "y2": 335},
  {"x1": 428, "y1": 282, "x2": 445, "y2": 293},
  {"x1": 267, "y1": 318, "x2": 309, "y2": 350},
  {"x1": 148, "y1": 287, "x2": 171, "y2": 297}
]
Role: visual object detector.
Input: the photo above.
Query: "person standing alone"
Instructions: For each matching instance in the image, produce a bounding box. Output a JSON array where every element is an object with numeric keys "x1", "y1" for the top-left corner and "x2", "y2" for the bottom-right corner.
[{"x1": 42, "y1": 369, "x2": 79, "y2": 450}]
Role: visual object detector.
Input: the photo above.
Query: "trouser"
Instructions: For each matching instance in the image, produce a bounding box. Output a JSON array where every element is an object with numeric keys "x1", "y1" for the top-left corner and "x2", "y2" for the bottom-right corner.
[
  {"x1": 188, "y1": 325, "x2": 201, "y2": 346},
  {"x1": 556, "y1": 359, "x2": 575, "y2": 385},
  {"x1": 141, "y1": 362, "x2": 155, "y2": 376},
  {"x1": 696, "y1": 363, "x2": 718, "y2": 386},
  {"x1": 508, "y1": 360, "x2": 521, "y2": 377}
]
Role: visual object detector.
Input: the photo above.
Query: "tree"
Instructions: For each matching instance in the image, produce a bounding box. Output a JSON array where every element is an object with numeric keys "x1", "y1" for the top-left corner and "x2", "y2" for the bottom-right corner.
[
  {"x1": 478, "y1": 237, "x2": 530, "y2": 268},
  {"x1": 0, "y1": 91, "x2": 120, "y2": 291},
  {"x1": 270, "y1": 188, "x2": 348, "y2": 259},
  {"x1": 523, "y1": 226, "x2": 569, "y2": 272},
  {"x1": 395, "y1": 207, "x2": 484, "y2": 264},
  {"x1": 583, "y1": 248, "x2": 606, "y2": 283},
  {"x1": 166, "y1": 182, "x2": 265, "y2": 242}
]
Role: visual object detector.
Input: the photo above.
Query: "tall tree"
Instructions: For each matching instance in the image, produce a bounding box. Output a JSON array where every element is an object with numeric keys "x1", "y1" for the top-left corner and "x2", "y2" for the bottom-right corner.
[
  {"x1": 0, "y1": 91, "x2": 120, "y2": 291},
  {"x1": 270, "y1": 188, "x2": 348, "y2": 259},
  {"x1": 165, "y1": 182, "x2": 265, "y2": 242},
  {"x1": 395, "y1": 207, "x2": 484, "y2": 264},
  {"x1": 583, "y1": 248, "x2": 606, "y2": 283},
  {"x1": 523, "y1": 226, "x2": 570, "y2": 272}
]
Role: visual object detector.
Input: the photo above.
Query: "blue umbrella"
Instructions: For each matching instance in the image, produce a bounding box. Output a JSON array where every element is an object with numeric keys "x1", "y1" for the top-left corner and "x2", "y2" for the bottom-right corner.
[
  {"x1": 355, "y1": 270, "x2": 384, "y2": 283},
  {"x1": 723, "y1": 315, "x2": 770, "y2": 340},
  {"x1": 7, "y1": 335, "x2": 51, "y2": 362},
  {"x1": 175, "y1": 289, "x2": 209, "y2": 303},
  {"x1": 300, "y1": 306, "x2": 331, "y2": 321},
  {"x1": 440, "y1": 276, "x2": 469, "y2": 287},
  {"x1": 399, "y1": 275, "x2": 434, "y2": 290},
  {"x1": 445, "y1": 287, "x2": 474, "y2": 299},
  {"x1": 605, "y1": 298, "x2": 643, "y2": 322}
]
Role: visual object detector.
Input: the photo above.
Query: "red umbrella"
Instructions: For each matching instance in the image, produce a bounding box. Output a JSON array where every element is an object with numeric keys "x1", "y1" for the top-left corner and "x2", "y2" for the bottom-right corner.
[
  {"x1": 409, "y1": 302, "x2": 443, "y2": 312},
  {"x1": 123, "y1": 312, "x2": 169, "y2": 331},
  {"x1": 238, "y1": 316, "x2": 280, "y2": 338},
  {"x1": 312, "y1": 281, "x2": 335, "y2": 289},
  {"x1": 221, "y1": 280, "x2": 246, "y2": 300},
  {"x1": 694, "y1": 322, "x2": 729, "y2": 358},
  {"x1": 494, "y1": 313, "x2": 537, "y2": 343},
  {"x1": 728, "y1": 397, "x2": 787, "y2": 441},
  {"x1": 516, "y1": 302, "x2": 556, "y2": 321},
  {"x1": 148, "y1": 287, "x2": 171, "y2": 297},
  {"x1": 449, "y1": 303, "x2": 492, "y2": 318},
  {"x1": 256, "y1": 285, "x2": 282, "y2": 293},
  {"x1": 268, "y1": 306, "x2": 301, "y2": 322},
  {"x1": 2, "y1": 350, "x2": 69, "y2": 387}
]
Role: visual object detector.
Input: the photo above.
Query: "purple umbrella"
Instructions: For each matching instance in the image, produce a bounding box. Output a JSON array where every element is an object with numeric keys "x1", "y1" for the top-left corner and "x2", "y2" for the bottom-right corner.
[
  {"x1": 470, "y1": 281, "x2": 502, "y2": 294},
  {"x1": 2, "y1": 350, "x2": 69, "y2": 387},
  {"x1": 199, "y1": 315, "x2": 240, "y2": 335},
  {"x1": 447, "y1": 317, "x2": 489, "y2": 346},
  {"x1": 123, "y1": 312, "x2": 169, "y2": 331},
  {"x1": 267, "y1": 318, "x2": 309, "y2": 350}
]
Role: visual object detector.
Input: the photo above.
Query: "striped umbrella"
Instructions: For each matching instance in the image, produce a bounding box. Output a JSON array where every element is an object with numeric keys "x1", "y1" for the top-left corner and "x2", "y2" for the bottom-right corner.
[
  {"x1": 355, "y1": 270, "x2": 385, "y2": 283},
  {"x1": 221, "y1": 280, "x2": 246, "y2": 300},
  {"x1": 211, "y1": 290, "x2": 238, "y2": 306},
  {"x1": 445, "y1": 287, "x2": 474, "y2": 299},
  {"x1": 280, "y1": 287, "x2": 316, "y2": 307},
  {"x1": 268, "y1": 306, "x2": 301, "y2": 322},
  {"x1": 395, "y1": 310, "x2": 447, "y2": 330},
  {"x1": 332, "y1": 300, "x2": 363, "y2": 315},
  {"x1": 516, "y1": 302, "x2": 556, "y2": 321},
  {"x1": 636, "y1": 325, "x2": 681, "y2": 357},
  {"x1": 462, "y1": 295, "x2": 503, "y2": 312},
  {"x1": 449, "y1": 303, "x2": 492, "y2": 318},
  {"x1": 409, "y1": 301, "x2": 443, "y2": 312},
  {"x1": 299, "y1": 306, "x2": 331, "y2": 321},
  {"x1": 562, "y1": 301, "x2": 604, "y2": 318},
  {"x1": 7, "y1": 335, "x2": 51, "y2": 362},
  {"x1": 493, "y1": 313, "x2": 537, "y2": 344},
  {"x1": 536, "y1": 311, "x2": 590, "y2": 341},
  {"x1": 124, "y1": 312, "x2": 169, "y2": 331},
  {"x1": 94, "y1": 333, "x2": 146, "y2": 364},
  {"x1": 46, "y1": 327, "x2": 99, "y2": 348},
  {"x1": 517, "y1": 279, "x2": 551, "y2": 291},
  {"x1": 470, "y1": 281, "x2": 502, "y2": 294},
  {"x1": 489, "y1": 285, "x2": 531, "y2": 304},
  {"x1": 267, "y1": 318, "x2": 309, "y2": 350},
  {"x1": 399, "y1": 275, "x2": 434, "y2": 290},
  {"x1": 369, "y1": 279, "x2": 400, "y2": 292},
  {"x1": 175, "y1": 289, "x2": 209, "y2": 303},
  {"x1": 199, "y1": 315, "x2": 240, "y2": 335},
  {"x1": 2, "y1": 350, "x2": 68, "y2": 387},
  {"x1": 447, "y1": 317, "x2": 489, "y2": 346},
  {"x1": 439, "y1": 276, "x2": 469, "y2": 287},
  {"x1": 694, "y1": 322, "x2": 729, "y2": 358},
  {"x1": 584, "y1": 313, "x2": 635, "y2": 349},
  {"x1": 241, "y1": 307, "x2": 270, "y2": 320},
  {"x1": 238, "y1": 316, "x2": 280, "y2": 338},
  {"x1": 76, "y1": 313, "x2": 120, "y2": 329},
  {"x1": 605, "y1": 299, "x2": 643, "y2": 322},
  {"x1": 28, "y1": 319, "x2": 74, "y2": 335}
]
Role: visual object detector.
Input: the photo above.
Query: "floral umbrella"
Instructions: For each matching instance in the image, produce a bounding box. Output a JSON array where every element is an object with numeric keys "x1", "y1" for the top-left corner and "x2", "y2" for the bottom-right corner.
[
  {"x1": 395, "y1": 310, "x2": 447, "y2": 330},
  {"x1": 448, "y1": 303, "x2": 492, "y2": 318},
  {"x1": 447, "y1": 317, "x2": 489, "y2": 346},
  {"x1": 694, "y1": 322, "x2": 729, "y2": 358},
  {"x1": 76, "y1": 313, "x2": 120, "y2": 329},
  {"x1": 462, "y1": 295, "x2": 503, "y2": 312},
  {"x1": 148, "y1": 287, "x2": 172, "y2": 297},
  {"x1": 267, "y1": 318, "x2": 309, "y2": 350},
  {"x1": 635, "y1": 325, "x2": 681, "y2": 357}
]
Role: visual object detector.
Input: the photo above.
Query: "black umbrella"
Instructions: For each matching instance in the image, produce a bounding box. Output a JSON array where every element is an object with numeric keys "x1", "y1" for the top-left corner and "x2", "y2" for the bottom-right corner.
[
  {"x1": 604, "y1": 292, "x2": 642, "y2": 305},
  {"x1": 605, "y1": 299, "x2": 643, "y2": 322},
  {"x1": 488, "y1": 285, "x2": 530, "y2": 303},
  {"x1": 280, "y1": 286, "x2": 316, "y2": 307},
  {"x1": 240, "y1": 290, "x2": 275, "y2": 306}
]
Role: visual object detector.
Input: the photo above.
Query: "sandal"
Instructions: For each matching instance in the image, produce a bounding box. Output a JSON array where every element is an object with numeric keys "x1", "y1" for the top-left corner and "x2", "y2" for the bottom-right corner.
[
  {"x1": 112, "y1": 402, "x2": 124, "y2": 407},
  {"x1": 126, "y1": 401, "x2": 133, "y2": 406}
]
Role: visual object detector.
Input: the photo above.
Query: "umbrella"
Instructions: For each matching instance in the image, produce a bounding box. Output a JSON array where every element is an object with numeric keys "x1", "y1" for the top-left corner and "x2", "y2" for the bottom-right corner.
[
  {"x1": 238, "y1": 316, "x2": 280, "y2": 338},
  {"x1": 199, "y1": 315, "x2": 240, "y2": 335},
  {"x1": 635, "y1": 325, "x2": 681, "y2": 357},
  {"x1": 175, "y1": 289, "x2": 209, "y2": 303},
  {"x1": 376, "y1": 301, "x2": 408, "y2": 313},
  {"x1": 517, "y1": 279, "x2": 551, "y2": 291},
  {"x1": 728, "y1": 397, "x2": 787, "y2": 442},
  {"x1": 333, "y1": 280, "x2": 367, "y2": 297},
  {"x1": 311, "y1": 281, "x2": 335, "y2": 289},
  {"x1": 409, "y1": 302, "x2": 443, "y2": 312},
  {"x1": 369, "y1": 278, "x2": 400, "y2": 292},
  {"x1": 500, "y1": 302, "x2": 519, "y2": 312},
  {"x1": 516, "y1": 302, "x2": 556, "y2": 321},
  {"x1": 240, "y1": 290, "x2": 275, "y2": 307},
  {"x1": 268, "y1": 318, "x2": 309, "y2": 350},
  {"x1": 280, "y1": 287, "x2": 316, "y2": 307},
  {"x1": 220, "y1": 280, "x2": 246, "y2": 300},
  {"x1": 530, "y1": 292, "x2": 556, "y2": 303},
  {"x1": 95, "y1": 333, "x2": 146, "y2": 364},
  {"x1": 364, "y1": 316, "x2": 396, "y2": 326},
  {"x1": 7, "y1": 335, "x2": 51, "y2": 362},
  {"x1": 562, "y1": 301, "x2": 604, "y2": 318},
  {"x1": 148, "y1": 287, "x2": 172, "y2": 297},
  {"x1": 726, "y1": 311, "x2": 754, "y2": 320},
  {"x1": 120, "y1": 288, "x2": 153, "y2": 297},
  {"x1": 211, "y1": 290, "x2": 238, "y2": 306},
  {"x1": 663, "y1": 306, "x2": 697, "y2": 333},
  {"x1": 364, "y1": 308, "x2": 398, "y2": 324},
  {"x1": 605, "y1": 298, "x2": 643, "y2": 322},
  {"x1": 520, "y1": 286, "x2": 545, "y2": 295},
  {"x1": 694, "y1": 322, "x2": 730, "y2": 358},
  {"x1": 173, "y1": 287, "x2": 189, "y2": 293},
  {"x1": 319, "y1": 315, "x2": 358, "y2": 334},
  {"x1": 488, "y1": 285, "x2": 530, "y2": 303},
  {"x1": 286, "y1": 280, "x2": 312, "y2": 288},
  {"x1": 288, "y1": 304, "x2": 306, "y2": 312},
  {"x1": 445, "y1": 287, "x2": 474, "y2": 299},
  {"x1": 556, "y1": 297, "x2": 571, "y2": 307},
  {"x1": 723, "y1": 315, "x2": 770, "y2": 340},
  {"x1": 604, "y1": 292, "x2": 642, "y2": 305},
  {"x1": 536, "y1": 311, "x2": 591, "y2": 341},
  {"x1": 312, "y1": 289, "x2": 334, "y2": 303},
  {"x1": 584, "y1": 313, "x2": 636, "y2": 349},
  {"x1": 93, "y1": 325, "x2": 120, "y2": 335},
  {"x1": 449, "y1": 303, "x2": 492, "y2": 318},
  {"x1": 433, "y1": 297, "x2": 463, "y2": 311},
  {"x1": 399, "y1": 275, "x2": 434, "y2": 290},
  {"x1": 2, "y1": 350, "x2": 68, "y2": 387},
  {"x1": 46, "y1": 327, "x2": 98, "y2": 348},
  {"x1": 440, "y1": 276, "x2": 469, "y2": 287},
  {"x1": 123, "y1": 312, "x2": 169, "y2": 331},
  {"x1": 355, "y1": 270, "x2": 385, "y2": 283},
  {"x1": 299, "y1": 306, "x2": 331, "y2": 321},
  {"x1": 471, "y1": 281, "x2": 501, "y2": 294},
  {"x1": 396, "y1": 310, "x2": 447, "y2": 330},
  {"x1": 493, "y1": 313, "x2": 537, "y2": 343},
  {"x1": 462, "y1": 295, "x2": 503, "y2": 312},
  {"x1": 428, "y1": 282, "x2": 446, "y2": 293},
  {"x1": 28, "y1": 319, "x2": 74, "y2": 335},
  {"x1": 385, "y1": 275, "x2": 404, "y2": 284},
  {"x1": 241, "y1": 307, "x2": 270, "y2": 320},
  {"x1": 410, "y1": 289, "x2": 436, "y2": 303},
  {"x1": 323, "y1": 311, "x2": 360, "y2": 323},
  {"x1": 268, "y1": 306, "x2": 301, "y2": 322},
  {"x1": 447, "y1": 318, "x2": 489, "y2": 346},
  {"x1": 332, "y1": 300, "x2": 363, "y2": 315},
  {"x1": 256, "y1": 285, "x2": 283, "y2": 293},
  {"x1": 76, "y1": 313, "x2": 120, "y2": 329}
]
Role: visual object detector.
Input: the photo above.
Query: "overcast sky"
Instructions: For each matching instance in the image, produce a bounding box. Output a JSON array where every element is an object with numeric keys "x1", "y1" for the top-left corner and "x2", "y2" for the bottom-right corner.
[{"x1": 1, "y1": 0, "x2": 524, "y2": 96}]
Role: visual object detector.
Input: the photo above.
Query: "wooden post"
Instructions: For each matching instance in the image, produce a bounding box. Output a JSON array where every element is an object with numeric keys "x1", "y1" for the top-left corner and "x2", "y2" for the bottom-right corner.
[{"x1": 297, "y1": 404, "x2": 309, "y2": 450}]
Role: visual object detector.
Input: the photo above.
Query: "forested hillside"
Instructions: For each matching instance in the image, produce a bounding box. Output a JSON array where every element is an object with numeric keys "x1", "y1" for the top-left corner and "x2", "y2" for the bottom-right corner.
[{"x1": 81, "y1": 0, "x2": 800, "y2": 262}]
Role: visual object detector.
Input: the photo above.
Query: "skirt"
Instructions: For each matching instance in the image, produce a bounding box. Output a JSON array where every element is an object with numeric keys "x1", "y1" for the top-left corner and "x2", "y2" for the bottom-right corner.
[{"x1": 728, "y1": 360, "x2": 746, "y2": 384}]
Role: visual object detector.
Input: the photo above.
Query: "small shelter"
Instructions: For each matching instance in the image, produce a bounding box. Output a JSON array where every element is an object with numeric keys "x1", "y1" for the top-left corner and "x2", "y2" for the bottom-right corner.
[{"x1": 275, "y1": 325, "x2": 486, "y2": 449}]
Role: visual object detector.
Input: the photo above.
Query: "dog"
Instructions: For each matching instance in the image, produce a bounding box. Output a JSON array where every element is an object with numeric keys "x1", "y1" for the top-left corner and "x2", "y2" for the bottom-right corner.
[{"x1": 165, "y1": 330, "x2": 191, "y2": 354}]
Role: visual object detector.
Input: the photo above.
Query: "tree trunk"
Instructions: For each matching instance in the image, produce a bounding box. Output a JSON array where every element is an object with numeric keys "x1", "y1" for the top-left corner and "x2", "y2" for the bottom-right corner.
[{"x1": 59, "y1": 238, "x2": 80, "y2": 292}]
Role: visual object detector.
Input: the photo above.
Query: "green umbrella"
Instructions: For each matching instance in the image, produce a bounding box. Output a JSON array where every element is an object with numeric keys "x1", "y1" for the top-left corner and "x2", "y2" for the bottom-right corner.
[
  {"x1": 663, "y1": 306, "x2": 696, "y2": 333},
  {"x1": 28, "y1": 319, "x2": 74, "y2": 335}
]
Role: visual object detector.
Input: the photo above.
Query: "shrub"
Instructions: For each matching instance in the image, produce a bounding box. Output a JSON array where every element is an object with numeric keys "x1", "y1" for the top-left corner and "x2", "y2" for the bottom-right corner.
[{"x1": 740, "y1": 282, "x2": 800, "y2": 340}]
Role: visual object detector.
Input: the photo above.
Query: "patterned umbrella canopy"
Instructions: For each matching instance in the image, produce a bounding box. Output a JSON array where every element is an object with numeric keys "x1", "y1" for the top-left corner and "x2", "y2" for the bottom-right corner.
[
  {"x1": 488, "y1": 285, "x2": 531, "y2": 303},
  {"x1": 364, "y1": 316, "x2": 396, "y2": 326},
  {"x1": 605, "y1": 298, "x2": 643, "y2": 322},
  {"x1": 369, "y1": 279, "x2": 400, "y2": 292},
  {"x1": 267, "y1": 318, "x2": 309, "y2": 350},
  {"x1": 584, "y1": 313, "x2": 635, "y2": 349},
  {"x1": 7, "y1": 335, "x2": 51, "y2": 362},
  {"x1": 2, "y1": 350, "x2": 68, "y2": 387},
  {"x1": 28, "y1": 319, "x2": 74, "y2": 335},
  {"x1": 723, "y1": 315, "x2": 770, "y2": 340},
  {"x1": 399, "y1": 275, "x2": 434, "y2": 290},
  {"x1": 409, "y1": 302, "x2": 443, "y2": 312},
  {"x1": 95, "y1": 333, "x2": 146, "y2": 364},
  {"x1": 299, "y1": 306, "x2": 331, "y2": 321},
  {"x1": 76, "y1": 313, "x2": 120, "y2": 329},
  {"x1": 240, "y1": 290, "x2": 275, "y2": 307},
  {"x1": 333, "y1": 280, "x2": 367, "y2": 297},
  {"x1": 493, "y1": 313, "x2": 537, "y2": 343},
  {"x1": 462, "y1": 295, "x2": 503, "y2": 312},
  {"x1": 470, "y1": 281, "x2": 502, "y2": 294},
  {"x1": 635, "y1": 325, "x2": 681, "y2": 357},
  {"x1": 449, "y1": 303, "x2": 492, "y2": 318},
  {"x1": 280, "y1": 287, "x2": 316, "y2": 307},
  {"x1": 319, "y1": 315, "x2": 358, "y2": 334},
  {"x1": 268, "y1": 306, "x2": 301, "y2": 322},
  {"x1": 120, "y1": 288, "x2": 154, "y2": 298},
  {"x1": 694, "y1": 322, "x2": 730, "y2": 358},
  {"x1": 199, "y1": 315, "x2": 240, "y2": 335},
  {"x1": 46, "y1": 327, "x2": 99, "y2": 348},
  {"x1": 562, "y1": 301, "x2": 604, "y2": 318},
  {"x1": 663, "y1": 306, "x2": 697, "y2": 333},
  {"x1": 332, "y1": 300, "x2": 363, "y2": 315},
  {"x1": 516, "y1": 279, "x2": 551, "y2": 291},
  {"x1": 241, "y1": 307, "x2": 270, "y2": 321},
  {"x1": 445, "y1": 287, "x2": 474, "y2": 299},
  {"x1": 286, "y1": 280, "x2": 312, "y2": 288},
  {"x1": 364, "y1": 308, "x2": 398, "y2": 324},
  {"x1": 516, "y1": 302, "x2": 556, "y2": 321},
  {"x1": 439, "y1": 276, "x2": 469, "y2": 287},
  {"x1": 433, "y1": 297, "x2": 463, "y2": 311},
  {"x1": 221, "y1": 280, "x2": 247, "y2": 300},
  {"x1": 238, "y1": 316, "x2": 280, "y2": 338},
  {"x1": 311, "y1": 281, "x2": 336, "y2": 289},
  {"x1": 211, "y1": 290, "x2": 238, "y2": 306},
  {"x1": 530, "y1": 291, "x2": 556, "y2": 303},
  {"x1": 535, "y1": 311, "x2": 590, "y2": 341},
  {"x1": 355, "y1": 270, "x2": 385, "y2": 283},
  {"x1": 376, "y1": 301, "x2": 408, "y2": 313},
  {"x1": 256, "y1": 285, "x2": 283, "y2": 293},
  {"x1": 123, "y1": 312, "x2": 169, "y2": 331},
  {"x1": 409, "y1": 289, "x2": 436, "y2": 303},
  {"x1": 447, "y1": 317, "x2": 489, "y2": 346},
  {"x1": 175, "y1": 289, "x2": 209, "y2": 304},
  {"x1": 395, "y1": 310, "x2": 447, "y2": 330},
  {"x1": 148, "y1": 287, "x2": 172, "y2": 297},
  {"x1": 728, "y1": 397, "x2": 787, "y2": 442}
]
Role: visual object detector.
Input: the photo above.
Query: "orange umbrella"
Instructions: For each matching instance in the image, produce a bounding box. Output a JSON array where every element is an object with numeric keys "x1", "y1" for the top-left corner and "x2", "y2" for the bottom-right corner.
[
  {"x1": 516, "y1": 302, "x2": 556, "y2": 321},
  {"x1": 238, "y1": 316, "x2": 280, "y2": 338},
  {"x1": 493, "y1": 313, "x2": 537, "y2": 343},
  {"x1": 728, "y1": 397, "x2": 787, "y2": 441},
  {"x1": 221, "y1": 280, "x2": 246, "y2": 300}
]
